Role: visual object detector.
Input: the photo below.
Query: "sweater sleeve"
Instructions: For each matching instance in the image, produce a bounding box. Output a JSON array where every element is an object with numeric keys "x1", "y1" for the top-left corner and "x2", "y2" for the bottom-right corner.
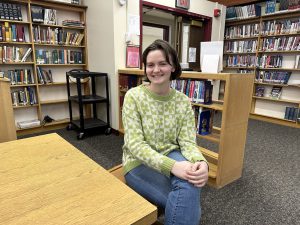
[
  {"x1": 177, "y1": 101, "x2": 208, "y2": 163},
  {"x1": 122, "y1": 90, "x2": 176, "y2": 176}
]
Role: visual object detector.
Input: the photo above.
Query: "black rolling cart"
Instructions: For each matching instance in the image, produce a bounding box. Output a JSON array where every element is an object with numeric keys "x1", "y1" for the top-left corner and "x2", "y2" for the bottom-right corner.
[{"x1": 66, "y1": 69, "x2": 111, "y2": 139}]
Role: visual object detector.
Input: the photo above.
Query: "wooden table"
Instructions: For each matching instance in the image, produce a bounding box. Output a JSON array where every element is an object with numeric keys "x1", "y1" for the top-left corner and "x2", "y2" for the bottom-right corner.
[{"x1": 0, "y1": 133, "x2": 157, "y2": 225}]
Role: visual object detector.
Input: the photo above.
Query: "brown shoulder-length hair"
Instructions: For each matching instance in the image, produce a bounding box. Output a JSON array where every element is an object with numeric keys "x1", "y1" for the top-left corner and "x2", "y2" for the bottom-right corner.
[{"x1": 142, "y1": 39, "x2": 182, "y2": 82}]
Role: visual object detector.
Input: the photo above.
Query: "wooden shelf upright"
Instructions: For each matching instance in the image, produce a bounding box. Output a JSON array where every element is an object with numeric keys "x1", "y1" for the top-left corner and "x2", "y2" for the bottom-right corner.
[{"x1": 118, "y1": 68, "x2": 254, "y2": 188}]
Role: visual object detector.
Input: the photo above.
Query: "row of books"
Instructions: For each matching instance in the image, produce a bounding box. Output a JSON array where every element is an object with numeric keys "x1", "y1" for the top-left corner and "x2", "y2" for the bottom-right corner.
[
  {"x1": 170, "y1": 79, "x2": 213, "y2": 104},
  {"x1": 225, "y1": 55, "x2": 257, "y2": 67},
  {"x1": 266, "y1": 0, "x2": 300, "y2": 13},
  {"x1": 4, "y1": 69, "x2": 34, "y2": 85},
  {"x1": 255, "y1": 71, "x2": 291, "y2": 84},
  {"x1": 35, "y1": 49, "x2": 83, "y2": 64},
  {"x1": 224, "y1": 24, "x2": 260, "y2": 39},
  {"x1": 255, "y1": 86, "x2": 283, "y2": 99},
  {"x1": 0, "y1": 3, "x2": 22, "y2": 21},
  {"x1": 226, "y1": 4, "x2": 261, "y2": 20},
  {"x1": 193, "y1": 106, "x2": 214, "y2": 135},
  {"x1": 226, "y1": 54, "x2": 299, "y2": 69},
  {"x1": 31, "y1": 6, "x2": 57, "y2": 25},
  {"x1": 32, "y1": 26, "x2": 84, "y2": 46},
  {"x1": 226, "y1": 1, "x2": 300, "y2": 20},
  {"x1": 261, "y1": 20, "x2": 300, "y2": 35},
  {"x1": 259, "y1": 36, "x2": 300, "y2": 52},
  {"x1": 62, "y1": 20, "x2": 84, "y2": 27},
  {"x1": 0, "y1": 46, "x2": 32, "y2": 63},
  {"x1": 36, "y1": 67, "x2": 53, "y2": 84},
  {"x1": 119, "y1": 75, "x2": 139, "y2": 92},
  {"x1": 224, "y1": 40, "x2": 257, "y2": 53},
  {"x1": 0, "y1": 22, "x2": 26, "y2": 42},
  {"x1": 284, "y1": 107, "x2": 300, "y2": 121},
  {"x1": 258, "y1": 55, "x2": 283, "y2": 68},
  {"x1": 11, "y1": 87, "x2": 37, "y2": 107}
]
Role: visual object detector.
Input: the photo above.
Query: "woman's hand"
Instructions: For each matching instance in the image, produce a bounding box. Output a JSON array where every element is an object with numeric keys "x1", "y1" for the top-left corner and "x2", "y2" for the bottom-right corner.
[
  {"x1": 186, "y1": 161, "x2": 209, "y2": 187},
  {"x1": 171, "y1": 161, "x2": 194, "y2": 180}
]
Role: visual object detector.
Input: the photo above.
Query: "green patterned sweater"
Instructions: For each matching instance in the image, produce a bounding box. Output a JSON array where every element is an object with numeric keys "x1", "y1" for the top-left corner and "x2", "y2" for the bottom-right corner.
[{"x1": 122, "y1": 84, "x2": 207, "y2": 177}]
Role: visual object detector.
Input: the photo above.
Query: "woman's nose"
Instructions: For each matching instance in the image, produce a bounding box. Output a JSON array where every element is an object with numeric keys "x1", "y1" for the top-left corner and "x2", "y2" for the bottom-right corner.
[{"x1": 153, "y1": 64, "x2": 160, "y2": 72}]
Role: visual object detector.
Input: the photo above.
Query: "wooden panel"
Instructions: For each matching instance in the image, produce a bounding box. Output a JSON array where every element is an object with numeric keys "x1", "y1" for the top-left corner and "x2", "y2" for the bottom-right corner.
[
  {"x1": 222, "y1": 73, "x2": 254, "y2": 128},
  {"x1": 0, "y1": 79, "x2": 17, "y2": 143},
  {"x1": 217, "y1": 123, "x2": 248, "y2": 187}
]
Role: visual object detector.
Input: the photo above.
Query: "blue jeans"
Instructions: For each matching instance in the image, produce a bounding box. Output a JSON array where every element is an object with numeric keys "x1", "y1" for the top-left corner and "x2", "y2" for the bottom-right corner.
[{"x1": 125, "y1": 150, "x2": 201, "y2": 225}]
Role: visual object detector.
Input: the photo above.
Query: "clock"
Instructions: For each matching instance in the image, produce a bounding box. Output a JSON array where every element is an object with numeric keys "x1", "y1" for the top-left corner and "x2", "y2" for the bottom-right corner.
[{"x1": 119, "y1": 0, "x2": 126, "y2": 6}]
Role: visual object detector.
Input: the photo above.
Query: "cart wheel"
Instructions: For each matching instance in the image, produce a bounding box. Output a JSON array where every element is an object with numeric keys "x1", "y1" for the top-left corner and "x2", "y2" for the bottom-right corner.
[
  {"x1": 66, "y1": 124, "x2": 73, "y2": 131},
  {"x1": 77, "y1": 133, "x2": 84, "y2": 140},
  {"x1": 105, "y1": 127, "x2": 112, "y2": 135}
]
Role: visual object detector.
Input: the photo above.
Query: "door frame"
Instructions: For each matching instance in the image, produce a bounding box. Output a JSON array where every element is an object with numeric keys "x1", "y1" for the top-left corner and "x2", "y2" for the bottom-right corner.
[{"x1": 139, "y1": 0, "x2": 212, "y2": 69}]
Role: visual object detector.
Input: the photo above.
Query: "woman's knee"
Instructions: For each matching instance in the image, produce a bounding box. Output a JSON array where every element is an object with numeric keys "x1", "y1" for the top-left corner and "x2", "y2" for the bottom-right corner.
[{"x1": 172, "y1": 176, "x2": 201, "y2": 196}]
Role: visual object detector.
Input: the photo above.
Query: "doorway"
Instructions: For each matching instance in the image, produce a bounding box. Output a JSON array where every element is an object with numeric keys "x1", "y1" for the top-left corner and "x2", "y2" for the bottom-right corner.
[{"x1": 141, "y1": 2, "x2": 211, "y2": 71}]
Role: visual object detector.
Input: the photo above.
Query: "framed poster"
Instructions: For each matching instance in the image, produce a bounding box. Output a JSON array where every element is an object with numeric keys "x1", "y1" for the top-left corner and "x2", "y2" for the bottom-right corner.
[
  {"x1": 126, "y1": 46, "x2": 140, "y2": 68},
  {"x1": 175, "y1": 0, "x2": 190, "y2": 10}
]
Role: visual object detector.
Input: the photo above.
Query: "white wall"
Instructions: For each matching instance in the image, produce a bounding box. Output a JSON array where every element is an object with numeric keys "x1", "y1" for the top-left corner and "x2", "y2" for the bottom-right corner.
[{"x1": 83, "y1": 0, "x2": 226, "y2": 130}]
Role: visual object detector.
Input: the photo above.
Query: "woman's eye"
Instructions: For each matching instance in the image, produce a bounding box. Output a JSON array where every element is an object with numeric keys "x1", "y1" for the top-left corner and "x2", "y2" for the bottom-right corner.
[{"x1": 159, "y1": 62, "x2": 168, "y2": 66}]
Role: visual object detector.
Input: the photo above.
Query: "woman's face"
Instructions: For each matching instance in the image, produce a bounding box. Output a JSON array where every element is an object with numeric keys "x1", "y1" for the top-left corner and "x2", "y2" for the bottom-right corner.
[{"x1": 145, "y1": 50, "x2": 174, "y2": 86}]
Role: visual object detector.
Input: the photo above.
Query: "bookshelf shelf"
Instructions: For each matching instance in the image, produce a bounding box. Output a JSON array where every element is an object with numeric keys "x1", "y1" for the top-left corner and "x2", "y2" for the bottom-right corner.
[
  {"x1": 250, "y1": 113, "x2": 299, "y2": 128},
  {"x1": 258, "y1": 68, "x2": 300, "y2": 71},
  {"x1": 34, "y1": 43, "x2": 85, "y2": 48},
  {"x1": 224, "y1": 6, "x2": 300, "y2": 127},
  {"x1": 260, "y1": 33, "x2": 300, "y2": 38},
  {"x1": 10, "y1": 84, "x2": 36, "y2": 87},
  {"x1": 258, "y1": 50, "x2": 300, "y2": 54},
  {"x1": 0, "y1": 19, "x2": 30, "y2": 25},
  {"x1": 225, "y1": 17, "x2": 260, "y2": 25},
  {"x1": 197, "y1": 132, "x2": 220, "y2": 143},
  {"x1": 13, "y1": 104, "x2": 39, "y2": 109},
  {"x1": 2, "y1": 62, "x2": 34, "y2": 65},
  {"x1": 224, "y1": 52, "x2": 256, "y2": 55},
  {"x1": 118, "y1": 69, "x2": 254, "y2": 188},
  {"x1": 32, "y1": 23, "x2": 85, "y2": 30},
  {"x1": 253, "y1": 96, "x2": 300, "y2": 104},
  {"x1": 254, "y1": 82, "x2": 288, "y2": 87},
  {"x1": 224, "y1": 36, "x2": 259, "y2": 41},
  {"x1": 1, "y1": 0, "x2": 89, "y2": 135},
  {"x1": 0, "y1": 42, "x2": 33, "y2": 45},
  {"x1": 192, "y1": 102, "x2": 223, "y2": 111},
  {"x1": 40, "y1": 99, "x2": 68, "y2": 104},
  {"x1": 223, "y1": 66, "x2": 255, "y2": 70},
  {"x1": 36, "y1": 64, "x2": 86, "y2": 66}
]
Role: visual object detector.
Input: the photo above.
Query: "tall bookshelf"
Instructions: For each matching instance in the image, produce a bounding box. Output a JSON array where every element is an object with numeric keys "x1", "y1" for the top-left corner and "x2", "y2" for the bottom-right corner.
[
  {"x1": 118, "y1": 68, "x2": 254, "y2": 188},
  {"x1": 224, "y1": 6, "x2": 300, "y2": 128},
  {"x1": 0, "y1": 0, "x2": 89, "y2": 135}
]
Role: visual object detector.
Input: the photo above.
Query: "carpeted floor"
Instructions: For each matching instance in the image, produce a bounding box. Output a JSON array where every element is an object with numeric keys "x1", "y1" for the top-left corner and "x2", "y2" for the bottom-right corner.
[{"x1": 20, "y1": 119, "x2": 300, "y2": 225}]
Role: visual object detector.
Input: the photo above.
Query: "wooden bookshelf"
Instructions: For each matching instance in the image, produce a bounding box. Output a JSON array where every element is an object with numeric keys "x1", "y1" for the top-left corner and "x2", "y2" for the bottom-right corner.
[
  {"x1": 118, "y1": 69, "x2": 254, "y2": 189},
  {"x1": 0, "y1": 0, "x2": 89, "y2": 135},
  {"x1": 0, "y1": 78, "x2": 17, "y2": 142},
  {"x1": 224, "y1": 7, "x2": 300, "y2": 128}
]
